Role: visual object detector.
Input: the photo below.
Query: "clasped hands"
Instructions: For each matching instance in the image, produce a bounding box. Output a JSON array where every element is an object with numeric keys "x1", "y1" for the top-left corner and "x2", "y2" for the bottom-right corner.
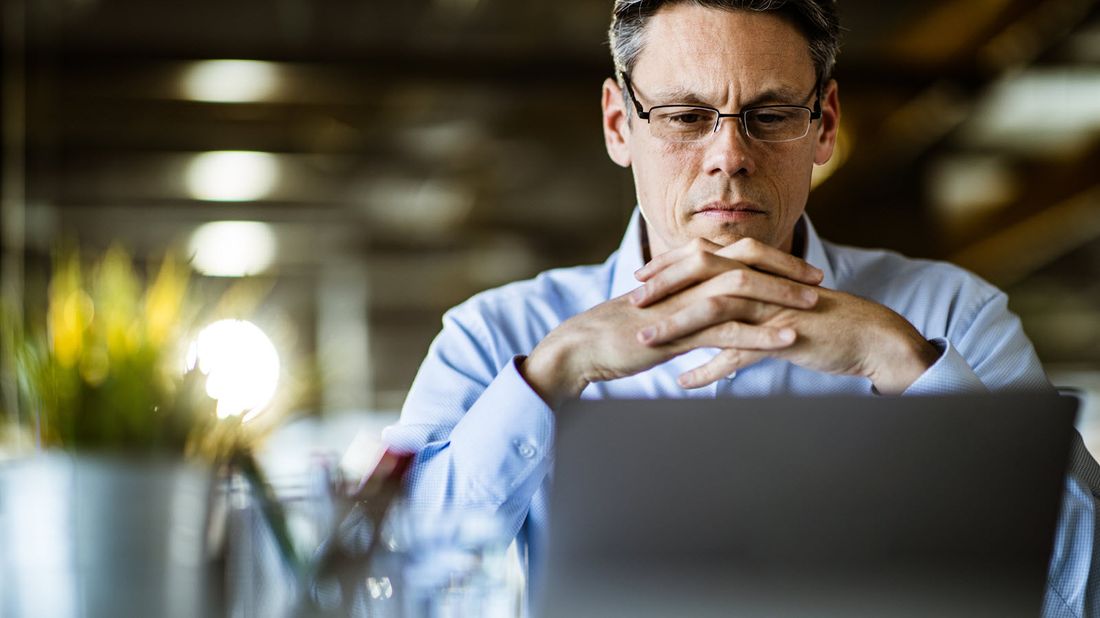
[{"x1": 522, "y1": 237, "x2": 940, "y2": 407}]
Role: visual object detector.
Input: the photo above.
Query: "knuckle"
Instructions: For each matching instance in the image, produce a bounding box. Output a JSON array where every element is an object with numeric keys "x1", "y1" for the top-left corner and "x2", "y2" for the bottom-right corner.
[
  {"x1": 689, "y1": 250, "x2": 709, "y2": 270},
  {"x1": 720, "y1": 321, "x2": 743, "y2": 340},
  {"x1": 734, "y1": 236, "x2": 760, "y2": 254},
  {"x1": 651, "y1": 321, "x2": 666, "y2": 339},
  {"x1": 724, "y1": 268, "x2": 749, "y2": 290},
  {"x1": 702, "y1": 296, "x2": 726, "y2": 320},
  {"x1": 747, "y1": 300, "x2": 769, "y2": 323}
]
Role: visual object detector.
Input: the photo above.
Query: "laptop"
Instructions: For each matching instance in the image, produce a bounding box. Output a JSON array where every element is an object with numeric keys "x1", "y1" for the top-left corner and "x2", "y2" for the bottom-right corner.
[{"x1": 538, "y1": 393, "x2": 1078, "y2": 618}]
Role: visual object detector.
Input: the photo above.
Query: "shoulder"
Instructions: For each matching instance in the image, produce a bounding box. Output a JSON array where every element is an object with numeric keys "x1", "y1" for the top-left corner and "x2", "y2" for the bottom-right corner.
[
  {"x1": 454, "y1": 259, "x2": 612, "y2": 322},
  {"x1": 822, "y1": 240, "x2": 1004, "y2": 332},
  {"x1": 442, "y1": 257, "x2": 614, "y2": 356},
  {"x1": 826, "y1": 241, "x2": 996, "y2": 293}
]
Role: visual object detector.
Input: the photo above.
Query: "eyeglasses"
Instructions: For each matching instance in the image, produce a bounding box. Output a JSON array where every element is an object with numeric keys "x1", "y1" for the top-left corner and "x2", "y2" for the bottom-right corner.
[{"x1": 621, "y1": 73, "x2": 822, "y2": 143}]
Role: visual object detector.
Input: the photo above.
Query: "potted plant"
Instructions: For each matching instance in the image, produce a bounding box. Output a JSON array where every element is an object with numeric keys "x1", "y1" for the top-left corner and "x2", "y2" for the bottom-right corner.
[{"x1": 0, "y1": 246, "x2": 287, "y2": 618}]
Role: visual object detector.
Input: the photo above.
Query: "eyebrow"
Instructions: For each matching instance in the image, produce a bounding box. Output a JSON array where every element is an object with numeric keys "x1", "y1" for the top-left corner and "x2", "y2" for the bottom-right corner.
[{"x1": 649, "y1": 85, "x2": 810, "y2": 108}]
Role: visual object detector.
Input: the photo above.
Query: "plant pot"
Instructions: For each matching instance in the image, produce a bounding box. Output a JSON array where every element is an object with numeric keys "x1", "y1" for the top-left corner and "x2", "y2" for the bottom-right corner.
[{"x1": 0, "y1": 453, "x2": 221, "y2": 618}]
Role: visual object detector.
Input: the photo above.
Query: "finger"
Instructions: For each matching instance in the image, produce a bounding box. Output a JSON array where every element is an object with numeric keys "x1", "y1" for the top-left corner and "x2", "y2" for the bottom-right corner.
[
  {"x1": 638, "y1": 296, "x2": 772, "y2": 346},
  {"x1": 714, "y1": 237, "x2": 823, "y2": 285},
  {"x1": 631, "y1": 250, "x2": 748, "y2": 307},
  {"x1": 701, "y1": 268, "x2": 818, "y2": 309},
  {"x1": 663, "y1": 320, "x2": 796, "y2": 353},
  {"x1": 634, "y1": 237, "x2": 722, "y2": 282},
  {"x1": 678, "y1": 349, "x2": 769, "y2": 389},
  {"x1": 639, "y1": 264, "x2": 818, "y2": 310}
]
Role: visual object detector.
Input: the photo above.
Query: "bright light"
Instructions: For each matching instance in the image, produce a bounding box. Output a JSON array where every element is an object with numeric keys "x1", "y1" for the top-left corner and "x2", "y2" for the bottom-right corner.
[
  {"x1": 928, "y1": 155, "x2": 1017, "y2": 221},
  {"x1": 188, "y1": 221, "x2": 276, "y2": 277},
  {"x1": 186, "y1": 151, "x2": 279, "y2": 202},
  {"x1": 187, "y1": 320, "x2": 280, "y2": 421},
  {"x1": 962, "y1": 68, "x2": 1100, "y2": 154},
  {"x1": 182, "y1": 60, "x2": 280, "y2": 103}
]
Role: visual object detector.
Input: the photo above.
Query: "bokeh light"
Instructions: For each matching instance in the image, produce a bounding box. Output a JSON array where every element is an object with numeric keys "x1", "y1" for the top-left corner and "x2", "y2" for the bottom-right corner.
[{"x1": 187, "y1": 319, "x2": 280, "y2": 421}]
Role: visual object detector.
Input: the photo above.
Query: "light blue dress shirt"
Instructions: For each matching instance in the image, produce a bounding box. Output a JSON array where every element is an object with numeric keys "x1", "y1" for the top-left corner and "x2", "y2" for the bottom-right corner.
[{"x1": 383, "y1": 209, "x2": 1099, "y2": 616}]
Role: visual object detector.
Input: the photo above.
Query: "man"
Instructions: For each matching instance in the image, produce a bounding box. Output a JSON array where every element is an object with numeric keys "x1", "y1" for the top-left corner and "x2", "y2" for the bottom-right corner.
[{"x1": 383, "y1": 1, "x2": 1099, "y2": 615}]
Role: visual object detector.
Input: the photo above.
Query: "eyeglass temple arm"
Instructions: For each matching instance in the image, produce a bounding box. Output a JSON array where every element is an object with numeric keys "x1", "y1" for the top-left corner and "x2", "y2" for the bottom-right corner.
[{"x1": 620, "y1": 73, "x2": 650, "y2": 120}]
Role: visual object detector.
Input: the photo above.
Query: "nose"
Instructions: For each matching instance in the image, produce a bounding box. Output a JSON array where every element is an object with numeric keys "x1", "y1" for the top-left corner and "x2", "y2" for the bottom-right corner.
[{"x1": 703, "y1": 116, "x2": 755, "y2": 178}]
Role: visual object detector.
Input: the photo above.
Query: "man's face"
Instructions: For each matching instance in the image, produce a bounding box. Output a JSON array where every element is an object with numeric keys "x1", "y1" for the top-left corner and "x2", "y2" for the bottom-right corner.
[{"x1": 602, "y1": 4, "x2": 840, "y2": 255}]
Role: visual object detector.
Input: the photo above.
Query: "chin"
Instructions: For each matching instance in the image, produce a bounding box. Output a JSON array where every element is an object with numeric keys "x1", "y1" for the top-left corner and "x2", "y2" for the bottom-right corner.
[{"x1": 692, "y1": 220, "x2": 774, "y2": 249}]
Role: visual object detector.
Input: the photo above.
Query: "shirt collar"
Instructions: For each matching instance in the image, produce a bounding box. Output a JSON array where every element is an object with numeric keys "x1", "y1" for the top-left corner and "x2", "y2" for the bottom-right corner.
[
  {"x1": 610, "y1": 206, "x2": 836, "y2": 300},
  {"x1": 800, "y1": 215, "x2": 836, "y2": 289},
  {"x1": 610, "y1": 208, "x2": 648, "y2": 299}
]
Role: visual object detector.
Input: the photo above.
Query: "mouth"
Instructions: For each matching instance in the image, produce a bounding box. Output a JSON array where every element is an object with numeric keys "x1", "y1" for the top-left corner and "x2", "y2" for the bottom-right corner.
[{"x1": 693, "y1": 201, "x2": 767, "y2": 220}]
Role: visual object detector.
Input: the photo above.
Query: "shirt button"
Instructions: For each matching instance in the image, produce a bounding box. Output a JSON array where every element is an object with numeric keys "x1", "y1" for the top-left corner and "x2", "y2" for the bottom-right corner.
[
  {"x1": 726, "y1": 371, "x2": 738, "y2": 380},
  {"x1": 513, "y1": 439, "x2": 537, "y2": 459}
]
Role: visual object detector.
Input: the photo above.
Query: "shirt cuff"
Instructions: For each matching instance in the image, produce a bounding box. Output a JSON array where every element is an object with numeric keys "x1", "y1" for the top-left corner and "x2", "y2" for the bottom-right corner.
[
  {"x1": 449, "y1": 355, "x2": 555, "y2": 502},
  {"x1": 901, "y1": 337, "x2": 988, "y2": 396}
]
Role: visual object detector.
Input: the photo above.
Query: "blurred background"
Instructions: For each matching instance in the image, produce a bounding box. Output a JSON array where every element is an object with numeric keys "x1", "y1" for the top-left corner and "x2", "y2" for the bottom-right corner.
[{"x1": 3, "y1": 0, "x2": 1100, "y2": 458}]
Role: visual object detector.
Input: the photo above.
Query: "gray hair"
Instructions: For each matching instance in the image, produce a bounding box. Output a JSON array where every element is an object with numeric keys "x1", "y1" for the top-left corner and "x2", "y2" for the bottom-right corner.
[{"x1": 609, "y1": 0, "x2": 841, "y2": 91}]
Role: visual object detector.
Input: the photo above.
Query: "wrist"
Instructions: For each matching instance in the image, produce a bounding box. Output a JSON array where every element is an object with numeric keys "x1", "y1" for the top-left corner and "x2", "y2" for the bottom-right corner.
[
  {"x1": 866, "y1": 325, "x2": 941, "y2": 395},
  {"x1": 521, "y1": 339, "x2": 588, "y2": 408}
]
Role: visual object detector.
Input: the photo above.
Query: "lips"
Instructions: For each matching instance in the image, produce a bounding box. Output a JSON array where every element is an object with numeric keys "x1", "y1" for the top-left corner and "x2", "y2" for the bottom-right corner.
[{"x1": 693, "y1": 201, "x2": 766, "y2": 216}]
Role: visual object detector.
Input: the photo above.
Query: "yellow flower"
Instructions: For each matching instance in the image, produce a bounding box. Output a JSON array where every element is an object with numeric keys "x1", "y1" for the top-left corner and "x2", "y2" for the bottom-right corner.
[
  {"x1": 47, "y1": 255, "x2": 93, "y2": 367},
  {"x1": 144, "y1": 254, "x2": 189, "y2": 347},
  {"x1": 94, "y1": 246, "x2": 141, "y2": 358}
]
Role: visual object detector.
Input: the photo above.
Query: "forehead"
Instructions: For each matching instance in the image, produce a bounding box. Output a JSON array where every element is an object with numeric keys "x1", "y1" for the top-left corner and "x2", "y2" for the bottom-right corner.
[{"x1": 632, "y1": 4, "x2": 817, "y2": 99}]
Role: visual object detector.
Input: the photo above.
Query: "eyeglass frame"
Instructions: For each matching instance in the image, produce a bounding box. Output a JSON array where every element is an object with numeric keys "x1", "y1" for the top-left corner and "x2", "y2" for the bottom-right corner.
[{"x1": 620, "y1": 72, "x2": 823, "y2": 143}]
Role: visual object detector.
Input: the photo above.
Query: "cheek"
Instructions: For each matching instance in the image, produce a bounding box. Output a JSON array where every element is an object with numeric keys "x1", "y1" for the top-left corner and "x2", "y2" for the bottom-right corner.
[
  {"x1": 631, "y1": 142, "x2": 698, "y2": 206},
  {"x1": 771, "y1": 147, "x2": 816, "y2": 199},
  {"x1": 661, "y1": 144, "x2": 704, "y2": 196}
]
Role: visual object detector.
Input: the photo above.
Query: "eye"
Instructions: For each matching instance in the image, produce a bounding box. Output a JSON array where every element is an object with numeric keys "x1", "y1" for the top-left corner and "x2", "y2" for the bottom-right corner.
[
  {"x1": 668, "y1": 112, "x2": 707, "y2": 125},
  {"x1": 652, "y1": 108, "x2": 714, "y2": 127},
  {"x1": 753, "y1": 109, "x2": 796, "y2": 124}
]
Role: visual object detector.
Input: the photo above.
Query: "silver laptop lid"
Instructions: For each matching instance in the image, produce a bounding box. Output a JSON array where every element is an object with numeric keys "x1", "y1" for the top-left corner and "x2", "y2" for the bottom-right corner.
[{"x1": 539, "y1": 393, "x2": 1078, "y2": 618}]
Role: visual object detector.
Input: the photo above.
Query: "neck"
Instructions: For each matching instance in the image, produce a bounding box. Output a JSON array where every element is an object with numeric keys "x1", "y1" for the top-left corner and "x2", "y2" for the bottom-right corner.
[
  {"x1": 790, "y1": 217, "x2": 807, "y2": 259},
  {"x1": 639, "y1": 219, "x2": 652, "y2": 263}
]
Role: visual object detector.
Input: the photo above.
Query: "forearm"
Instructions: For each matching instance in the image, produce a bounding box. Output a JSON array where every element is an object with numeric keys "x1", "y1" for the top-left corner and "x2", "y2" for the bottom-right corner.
[
  {"x1": 383, "y1": 356, "x2": 554, "y2": 536},
  {"x1": 900, "y1": 291, "x2": 1051, "y2": 395}
]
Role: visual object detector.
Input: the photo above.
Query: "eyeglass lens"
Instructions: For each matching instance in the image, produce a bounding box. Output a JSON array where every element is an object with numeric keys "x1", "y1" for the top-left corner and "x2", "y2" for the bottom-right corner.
[{"x1": 648, "y1": 106, "x2": 812, "y2": 143}]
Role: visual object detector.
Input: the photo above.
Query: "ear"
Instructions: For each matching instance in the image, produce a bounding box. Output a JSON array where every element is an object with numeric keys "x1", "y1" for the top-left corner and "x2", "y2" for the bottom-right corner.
[
  {"x1": 813, "y1": 79, "x2": 841, "y2": 166},
  {"x1": 602, "y1": 77, "x2": 632, "y2": 168}
]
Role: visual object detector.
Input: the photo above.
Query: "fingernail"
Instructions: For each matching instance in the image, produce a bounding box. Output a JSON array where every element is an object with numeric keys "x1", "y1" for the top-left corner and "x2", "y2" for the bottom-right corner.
[
  {"x1": 634, "y1": 267, "x2": 647, "y2": 280},
  {"x1": 638, "y1": 326, "x2": 656, "y2": 342},
  {"x1": 630, "y1": 288, "x2": 646, "y2": 305},
  {"x1": 779, "y1": 328, "x2": 796, "y2": 343},
  {"x1": 802, "y1": 289, "x2": 817, "y2": 304}
]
